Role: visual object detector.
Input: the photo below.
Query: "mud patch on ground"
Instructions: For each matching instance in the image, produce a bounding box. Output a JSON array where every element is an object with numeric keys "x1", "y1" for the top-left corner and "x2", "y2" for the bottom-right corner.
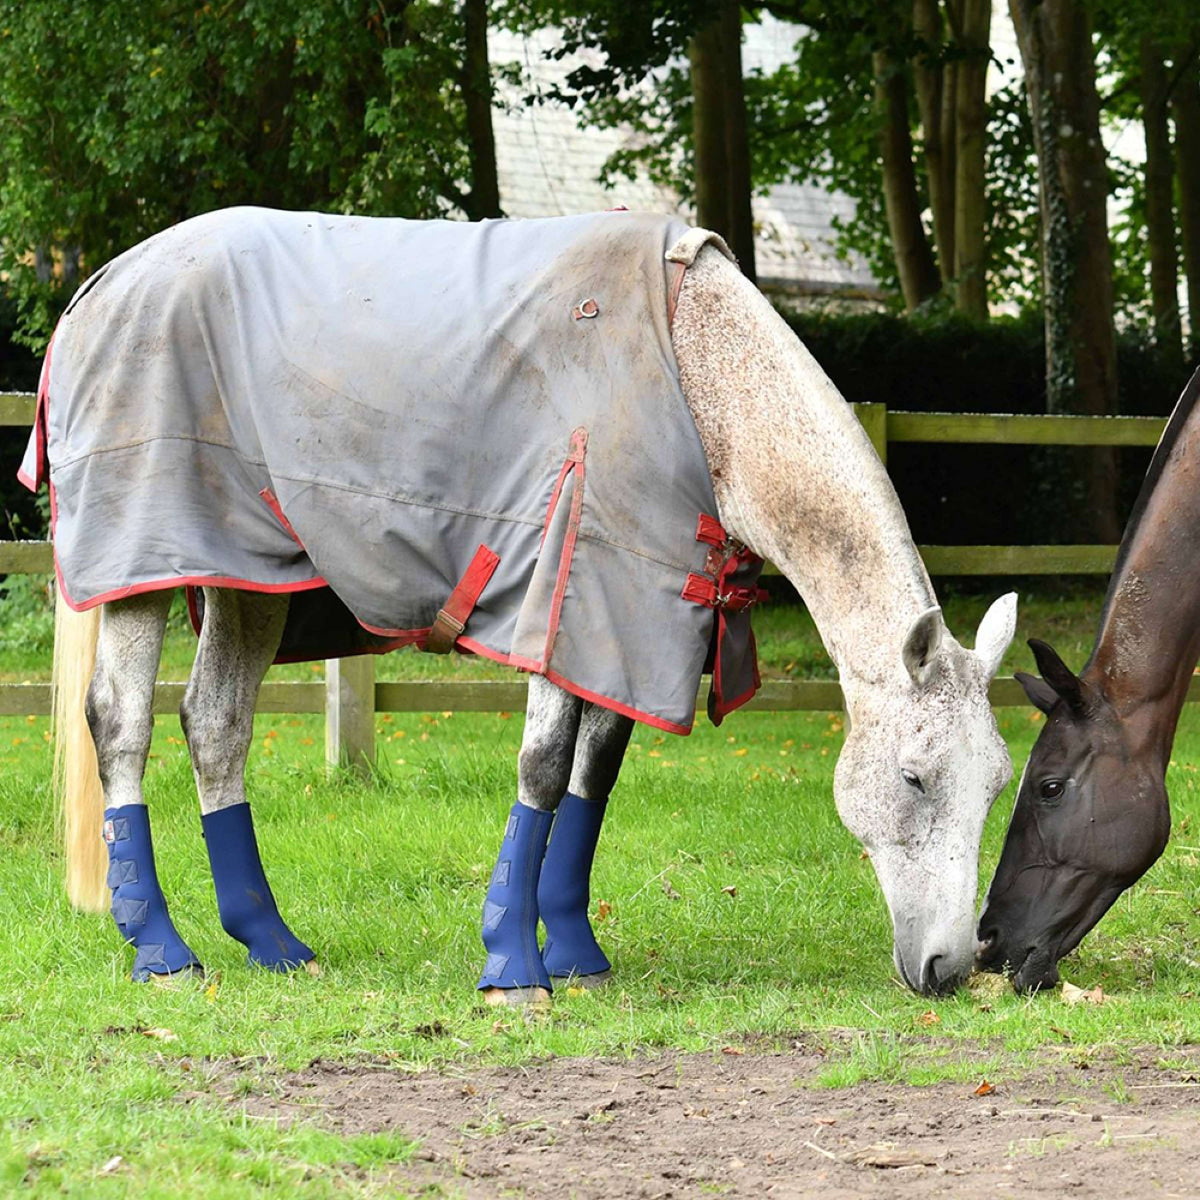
[{"x1": 229, "y1": 1040, "x2": 1200, "y2": 1198}]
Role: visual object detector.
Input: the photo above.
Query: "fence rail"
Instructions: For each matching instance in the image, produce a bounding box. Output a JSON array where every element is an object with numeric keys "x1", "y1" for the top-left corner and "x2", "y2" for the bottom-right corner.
[{"x1": 0, "y1": 391, "x2": 1166, "y2": 766}]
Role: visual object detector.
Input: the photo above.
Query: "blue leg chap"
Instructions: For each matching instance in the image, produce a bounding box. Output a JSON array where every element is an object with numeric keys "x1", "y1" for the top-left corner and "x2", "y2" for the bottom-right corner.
[
  {"x1": 103, "y1": 805, "x2": 202, "y2": 982},
  {"x1": 537, "y1": 792, "x2": 611, "y2": 979},
  {"x1": 477, "y1": 802, "x2": 554, "y2": 992},
  {"x1": 201, "y1": 803, "x2": 314, "y2": 971}
]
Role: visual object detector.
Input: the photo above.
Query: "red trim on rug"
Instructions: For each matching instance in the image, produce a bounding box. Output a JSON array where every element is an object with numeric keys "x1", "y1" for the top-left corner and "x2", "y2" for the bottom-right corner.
[
  {"x1": 55, "y1": 569, "x2": 331, "y2": 615},
  {"x1": 454, "y1": 635, "x2": 694, "y2": 736},
  {"x1": 543, "y1": 428, "x2": 587, "y2": 666},
  {"x1": 19, "y1": 336, "x2": 54, "y2": 493},
  {"x1": 354, "y1": 617, "x2": 432, "y2": 643},
  {"x1": 259, "y1": 487, "x2": 307, "y2": 549}
]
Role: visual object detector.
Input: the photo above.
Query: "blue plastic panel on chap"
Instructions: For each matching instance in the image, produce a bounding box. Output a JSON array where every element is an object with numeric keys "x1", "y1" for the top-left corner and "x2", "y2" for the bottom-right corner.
[
  {"x1": 477, "y1": 802, "x2": 554, "y2": 991},
  {"x1": 103, "y1": 805, "x2": 202, "y2": 982},
  {"x1": 538, "y1": 792, "x2": 611, "y2": 978},
  {"x1": 201, "y1": 803, "x2": 314, "y2": 971}
]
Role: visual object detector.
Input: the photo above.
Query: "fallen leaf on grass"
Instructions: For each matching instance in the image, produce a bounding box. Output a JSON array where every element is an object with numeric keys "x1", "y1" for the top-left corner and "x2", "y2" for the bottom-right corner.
[
  {"x1": 1062, "y1": 981, "x2": 1106, "y2": 1006},
  {"x1": 721, "y1": 885, "x2": 738, "y2": 898},
  {"x1": 98, "y1": 1156, "x2": 123, "y2": 1175},
  {"x1": 973, "y1": 1079, "x2": 995, "y2": 1097},
  {"x1": 662, "y1": 878, "x2": 681, "y2": 900},
  {"x1": 595, "y1": 899, "x2": 612, "y2": 921},
  {"x1": 203, "y1": 972, "x2": 222, "y2": 1003},
  {"x1": 916, "y1": 1010, "x2": 940, "y2": 1027},
  {"x1": 721, "y1": 1045, "x2": 745, "y2": 1056},
  {"x1": 141, "y1": 1027, "x2": 177, "y2": 1043}
]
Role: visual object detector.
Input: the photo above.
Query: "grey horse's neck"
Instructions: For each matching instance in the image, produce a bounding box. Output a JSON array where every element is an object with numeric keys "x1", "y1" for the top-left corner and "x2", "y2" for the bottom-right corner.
[{"x1": 672, "y1": 247, "x2": 937, "y2": 692}]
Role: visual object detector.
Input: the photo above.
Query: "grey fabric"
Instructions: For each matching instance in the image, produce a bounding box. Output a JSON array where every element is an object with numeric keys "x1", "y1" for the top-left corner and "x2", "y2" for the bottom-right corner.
[{"x1": 23, "y1": 207, "x2": 759, "y2": 733}]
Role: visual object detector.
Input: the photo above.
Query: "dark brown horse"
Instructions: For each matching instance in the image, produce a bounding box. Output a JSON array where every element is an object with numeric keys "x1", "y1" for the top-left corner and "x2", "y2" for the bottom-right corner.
[{"x1": 976, "y1": 366, "x2": 1200, "y2": 992}]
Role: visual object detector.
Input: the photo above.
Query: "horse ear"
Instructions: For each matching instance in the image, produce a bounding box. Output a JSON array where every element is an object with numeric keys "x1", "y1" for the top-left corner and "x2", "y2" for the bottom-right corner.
[
  {"x1": 1027, "y1": 638, "x2": 1085, "y2": 711},
  {"x1": 902, "y1": 606, "x2": 945, "y2": 688},
  {"x1": 1015, "y1": 670, "x2": 1058, "y2": 714},
  {"x1": 973, "y1": 591, "x2": 1017, "y2": 680}
]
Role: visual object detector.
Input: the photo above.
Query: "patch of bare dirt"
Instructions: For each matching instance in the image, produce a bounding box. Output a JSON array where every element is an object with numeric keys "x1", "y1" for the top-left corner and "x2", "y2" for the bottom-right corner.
[{"x1": 231, "y1": 1040, "x2": 1200, "y2": 1198}]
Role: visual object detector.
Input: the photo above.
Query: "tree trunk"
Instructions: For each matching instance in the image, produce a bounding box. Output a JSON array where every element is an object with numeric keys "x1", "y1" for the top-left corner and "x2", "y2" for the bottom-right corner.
[
  {"x1": 1172, "y1": 47, "x2": 1200, "y2": 360},
  {"x1": 1009, "y1": 0, "x2": 1120, "y2": 542},
  {"x1": 1139, "y1": 36, "x2": 1182, "y2": 368},
  {"x1": 688, "y1": 1, "x2": 756, "y2": 282},
  {"x1": 953, "y1": 0, "x2": 990, "y2": 319},
  {"x1": 874, "y1": 48, "x2": 941, "y2": 311},
  {"x1": 461, "y1": 0, "x2": 502, "y2": 220},
  {"x1": 912, "y1": 0, "x2": 955, "y2": 287}
]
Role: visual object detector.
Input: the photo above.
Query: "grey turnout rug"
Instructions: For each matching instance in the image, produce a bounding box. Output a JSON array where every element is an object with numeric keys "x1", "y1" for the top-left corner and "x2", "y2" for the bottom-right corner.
[{"x1": 21, "y1": 207, "x2": 763, "y2": 733}]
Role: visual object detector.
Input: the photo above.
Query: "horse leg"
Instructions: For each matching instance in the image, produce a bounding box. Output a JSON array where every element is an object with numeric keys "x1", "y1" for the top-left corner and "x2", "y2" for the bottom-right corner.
[
  {"x1": 180, "y1": 588, "x2": 315, "y2": 973},
  {"x1": 88, "y1": 590, "x2": 202, "y2": 982},
  {"x1": 478, "y1": 673, "x2": 582, "y2": 1005},
  {"x1": 538, "y1": 702, "x2": 633, "y2": 986}
]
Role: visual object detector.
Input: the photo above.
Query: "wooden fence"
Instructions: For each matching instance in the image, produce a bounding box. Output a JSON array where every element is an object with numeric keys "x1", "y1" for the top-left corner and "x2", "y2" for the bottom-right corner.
[{"x1": 0, "y1": 392, "x2": 1177, "y2": 768}]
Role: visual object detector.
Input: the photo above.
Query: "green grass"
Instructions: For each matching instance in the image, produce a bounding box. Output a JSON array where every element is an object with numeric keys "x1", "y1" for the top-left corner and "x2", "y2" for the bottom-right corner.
[{"x1": 1, "y1": 581, "x2": 1198, "y2": 1193}]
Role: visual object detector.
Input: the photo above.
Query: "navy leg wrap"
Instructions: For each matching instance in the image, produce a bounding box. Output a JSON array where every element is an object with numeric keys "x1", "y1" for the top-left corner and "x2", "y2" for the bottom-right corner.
[
  {"x1": 477, "y1": 802, "x2": 554, "y2": 991},
  {"x1": 201, "y1": 803, "x2": 314, "y2": 971},
  {"x1": 103, "y1": 805, "x2": 201, "y2": 982},
  {"x1": 538, "y1": 792, "x2": 611, "y2": 979}
]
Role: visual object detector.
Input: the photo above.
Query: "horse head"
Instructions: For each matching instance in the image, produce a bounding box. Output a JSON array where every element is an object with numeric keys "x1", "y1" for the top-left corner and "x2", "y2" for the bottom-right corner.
[
  {"x1": 833, "y1": 593, "x2": 1017, "y2": 995},
  {"x1": 976, "y1": 639, "x2": 1171, "y2": 993}
]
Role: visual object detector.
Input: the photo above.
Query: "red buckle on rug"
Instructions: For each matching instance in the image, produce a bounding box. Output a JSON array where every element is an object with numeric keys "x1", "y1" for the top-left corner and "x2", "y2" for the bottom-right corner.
[
  {"x1": 682, "y1": 573, "x2": 766, "y2": 612},
  {"x1": 427, "y1": 544, "x2": 501, "y2": 654},
  {"x1": 696, "y1": 513, "x2": 726, "y2": 547}
]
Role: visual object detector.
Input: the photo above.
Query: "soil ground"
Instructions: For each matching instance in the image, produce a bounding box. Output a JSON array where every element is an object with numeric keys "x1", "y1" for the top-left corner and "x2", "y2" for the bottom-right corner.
[{"x1": 227, "y1": 1040, "x2": 1200, "y2": 1198}]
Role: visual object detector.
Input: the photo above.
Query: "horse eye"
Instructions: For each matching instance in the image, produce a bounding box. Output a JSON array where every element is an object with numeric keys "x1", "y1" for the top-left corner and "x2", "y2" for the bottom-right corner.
[
  {"x1": 1039, "y1": 779, "x2": 1065, "y2": 802},
  {"x1": 901, "y1": 768, "x2": 924, "y2": 793}
]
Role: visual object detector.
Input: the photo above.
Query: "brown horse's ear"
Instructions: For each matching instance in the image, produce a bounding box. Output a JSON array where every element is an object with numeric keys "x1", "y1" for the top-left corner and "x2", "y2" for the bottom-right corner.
[
  {"x1": 1015, "y1": 671, "x2": 1058, "y2": 714},
  {"x1": 1027, "y1": 638, "x2": 1085, "y2": 712}
]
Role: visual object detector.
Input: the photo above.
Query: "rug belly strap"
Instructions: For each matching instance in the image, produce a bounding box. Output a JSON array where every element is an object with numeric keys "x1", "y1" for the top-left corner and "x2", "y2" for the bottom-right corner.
[{"x1": 427, "y1": 543, "x2": 500, "y2": 654}]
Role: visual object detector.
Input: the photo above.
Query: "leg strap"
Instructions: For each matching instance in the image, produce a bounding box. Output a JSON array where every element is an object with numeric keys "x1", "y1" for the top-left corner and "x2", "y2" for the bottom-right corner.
[
  {"x1": 201, "y1": 803, "x2": 314, "y2": 971},
  {"x1": 538, "y1": 792, "x2": 611, "y2": 979},
  {"x1": 103, "y1": 805, "x2": 201, "y2": 982},
  {"x1": 477, "y1": 802, "x2": 554, "y2": 991}
]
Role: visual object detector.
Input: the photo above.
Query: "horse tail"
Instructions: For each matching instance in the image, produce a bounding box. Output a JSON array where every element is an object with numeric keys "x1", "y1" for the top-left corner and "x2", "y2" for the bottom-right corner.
[{"x1": 52, "y1": 588, "x2": 107, "y2": 912}]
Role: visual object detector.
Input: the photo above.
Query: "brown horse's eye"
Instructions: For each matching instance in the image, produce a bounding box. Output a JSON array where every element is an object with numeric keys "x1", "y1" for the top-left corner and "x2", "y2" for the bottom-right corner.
[{"x1": 1039, "y1": 779, "x2": 1065, "y2": 802}]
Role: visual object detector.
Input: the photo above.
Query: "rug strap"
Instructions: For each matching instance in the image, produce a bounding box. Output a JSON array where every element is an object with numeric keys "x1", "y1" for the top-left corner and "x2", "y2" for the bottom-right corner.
[{"x1": 427, "y1": 543, "x2": 500, "y2": 653}]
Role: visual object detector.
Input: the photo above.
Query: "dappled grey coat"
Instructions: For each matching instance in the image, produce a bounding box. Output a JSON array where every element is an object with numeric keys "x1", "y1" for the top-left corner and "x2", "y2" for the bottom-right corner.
[{"x1": 21, "y1": 207, "x2": 762, "y2": 734}]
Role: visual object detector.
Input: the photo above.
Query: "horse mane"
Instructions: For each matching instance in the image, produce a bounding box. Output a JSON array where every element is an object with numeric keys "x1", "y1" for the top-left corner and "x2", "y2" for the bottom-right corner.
[{"x1": 1096, "y1": 364, "x2": 1200, "y2": 635}]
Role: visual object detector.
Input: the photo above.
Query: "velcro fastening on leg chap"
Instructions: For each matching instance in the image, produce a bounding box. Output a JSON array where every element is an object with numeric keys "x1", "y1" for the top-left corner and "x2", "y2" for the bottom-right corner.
[
  {"x1": 477, "y1": 802, "x2": 554, "y2": 992},
  {"x1": 103, "y1": 804, "x2": 202, "y2": 982}
]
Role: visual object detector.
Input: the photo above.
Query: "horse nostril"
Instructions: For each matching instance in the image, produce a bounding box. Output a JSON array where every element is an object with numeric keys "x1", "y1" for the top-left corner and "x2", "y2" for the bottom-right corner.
[{"x1": 921, "y1": 954, "x2": 945, "y2": 994}]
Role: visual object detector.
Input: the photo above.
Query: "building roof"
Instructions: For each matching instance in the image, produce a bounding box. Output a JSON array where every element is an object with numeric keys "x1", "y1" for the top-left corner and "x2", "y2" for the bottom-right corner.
[{"x1": 489, "y1": 18, "x2": 881, "y2": 297}]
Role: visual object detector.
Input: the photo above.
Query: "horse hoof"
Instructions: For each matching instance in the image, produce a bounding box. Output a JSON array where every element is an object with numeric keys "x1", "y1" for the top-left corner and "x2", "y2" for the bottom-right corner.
[
  {"x1": 552, "y1": 969, "x2": 612, "y2": 991},
  {"x1": 480, "y1": 985, "x2": 551, "y2": 1008},
  {"x1": 302, "y1": 958, "x2": 321, "y2": 977},
  {"x1": 147, "y1": 964, "x2": 204, "y2": 989}
]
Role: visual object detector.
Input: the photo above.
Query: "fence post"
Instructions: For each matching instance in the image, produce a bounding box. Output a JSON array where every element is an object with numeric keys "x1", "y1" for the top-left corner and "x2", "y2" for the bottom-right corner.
[
  {"x1": 853, "y1": 401, "x2": 888, "y2": 465},
  {"x1": 325, "y1": 655, "x2": 376, "y2": 776}
]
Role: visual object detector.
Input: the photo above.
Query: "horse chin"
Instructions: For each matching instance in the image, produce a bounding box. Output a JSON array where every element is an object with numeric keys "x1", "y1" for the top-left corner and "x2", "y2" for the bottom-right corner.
[{"x1": 1010, "y1": 945, "x2": 1060, "y2": 994}]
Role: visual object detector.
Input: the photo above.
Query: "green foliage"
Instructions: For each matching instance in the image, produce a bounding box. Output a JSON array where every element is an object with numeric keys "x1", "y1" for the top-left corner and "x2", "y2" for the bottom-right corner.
[
  {"x1": 0, "y1": 0, "x2": 478, "y2": 346},
  {"x1": 786, "y1": 306, "x2": 1196, "y2": 544}
]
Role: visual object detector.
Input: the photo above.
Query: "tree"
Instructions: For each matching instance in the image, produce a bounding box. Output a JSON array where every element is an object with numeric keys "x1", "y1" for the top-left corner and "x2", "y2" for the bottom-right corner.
[
  {"x1": 689, "y1": 0, "x2": 757, "y2": 278},
  {"x1": 1009, "y1": 0, "x2": 1120, "y2": 541},
  {"x1": 0, "y1": 0, "x2": 501, "y2": 344}
]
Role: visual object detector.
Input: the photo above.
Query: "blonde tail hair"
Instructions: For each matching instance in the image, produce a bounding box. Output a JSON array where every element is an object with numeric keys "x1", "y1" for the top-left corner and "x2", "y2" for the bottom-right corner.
[{"x1": 52, "y1": 588, "x2": 107, "y2": 912}]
